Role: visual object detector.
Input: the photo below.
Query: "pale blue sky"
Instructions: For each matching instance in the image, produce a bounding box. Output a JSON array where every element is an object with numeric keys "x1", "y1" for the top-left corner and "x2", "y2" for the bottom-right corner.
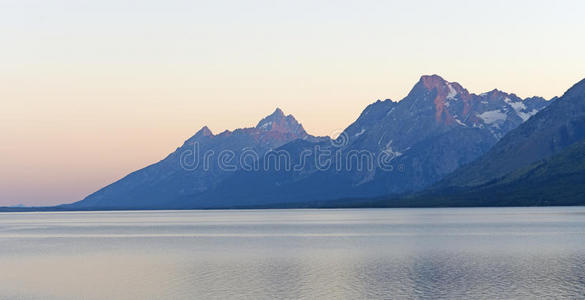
[{"x1": 1, "y1": 0, "x2": 584, "y2": 205}]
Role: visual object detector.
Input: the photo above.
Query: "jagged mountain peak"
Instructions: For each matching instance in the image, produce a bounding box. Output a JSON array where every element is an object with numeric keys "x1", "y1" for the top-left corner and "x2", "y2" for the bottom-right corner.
[
  {"x1": 196, "y1": 125, "x2": 213, "y2": 137},
  {"x1": 418, "y1": 74, "x2": 448, "y2": 87},
  {"x1": 481, "y1": 88, "x2": 507, "y2": 98},
  {"x1": 256, "y1": 108, "x2": 286, "y2": 128},
  {"x1": 255, "y1": 108, "x2": 305, "y2": 134},
  {"x1": 270, "y1": 107, "x2": 285, "y2": 118},
  {"x1": 481, "y1": 89, "x2": 526, "y2": 104},
  {"x1": 183, "y1": 125, "x2": 214, "y2": 145},
  {"x1": 402, "y1": 75, "x2": 471, "y2": 126},
  {"x1": 399, "y1": 75, "x2": 552, "y2": 129},
  {"x1": 417, "y1": 75, "x2": 466, "y2": 93},
  {"x1": 407, "y1": 75, "x2": 471, "y2": 104},
  {"x1": 343, "y1": 99, "x2": 398, "y2": 138}
]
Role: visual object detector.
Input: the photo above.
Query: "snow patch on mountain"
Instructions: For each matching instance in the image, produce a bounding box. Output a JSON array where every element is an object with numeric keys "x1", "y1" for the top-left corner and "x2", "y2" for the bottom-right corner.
[
  {"x1": 504, "y1": 97, "x2": 539, "y2": 121},
  {"x1": 259, "y1": 121, "x2": 272, "y2": 130},
  {"x1": 478, "y1": 110, "x2": 507, "y2": 125},
  {"x1": 446, "y1": 83, "x2": 458, "y2": 100},
  {"x1": 454, "y1": 118, "x2": 467, "y2": 127},
  {"x1": 518, "y1": 109, "x2": 539, "y2": 121},
  {"x1": 505, "y1": 97, "x2": 526, "y2": 111}
]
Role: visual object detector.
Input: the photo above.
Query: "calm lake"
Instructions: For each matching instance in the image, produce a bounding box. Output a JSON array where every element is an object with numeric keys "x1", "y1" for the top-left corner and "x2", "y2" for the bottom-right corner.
[{"x1": 1, "y1": 207, "x2": 585, "y2": 299}]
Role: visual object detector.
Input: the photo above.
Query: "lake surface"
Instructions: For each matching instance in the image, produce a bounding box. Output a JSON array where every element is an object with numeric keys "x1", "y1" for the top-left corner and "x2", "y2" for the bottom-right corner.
[{"x1": 1, "y1": 207, "x2": 585, "y2": 299}]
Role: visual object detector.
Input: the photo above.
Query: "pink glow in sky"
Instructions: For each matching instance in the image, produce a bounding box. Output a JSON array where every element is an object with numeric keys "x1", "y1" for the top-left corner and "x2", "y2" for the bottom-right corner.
[{"x1": 1, "y1": 0, "x2": 584, "y2": 206}]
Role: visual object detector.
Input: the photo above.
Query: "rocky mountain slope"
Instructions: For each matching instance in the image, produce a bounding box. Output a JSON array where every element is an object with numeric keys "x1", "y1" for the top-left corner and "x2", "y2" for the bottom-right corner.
[{"x1": 439, "y1": 78, "x2": 585, "y2": 188}]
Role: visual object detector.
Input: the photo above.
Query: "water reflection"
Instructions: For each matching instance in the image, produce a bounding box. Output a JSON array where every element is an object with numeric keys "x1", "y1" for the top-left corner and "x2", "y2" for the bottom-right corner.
[{"x1": 0, "y1": 208, "x2": 584, "y2": 299}]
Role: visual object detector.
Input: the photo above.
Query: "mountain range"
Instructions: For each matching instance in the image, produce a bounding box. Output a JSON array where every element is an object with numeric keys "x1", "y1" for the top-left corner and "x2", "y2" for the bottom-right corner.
[
  {"x1": 393, "y1": 77, "x2": 585, "y2": 207},
  {"x1": 71, "y1": 108, "x2": 326, "y2": 209},
  {"x1": 65, "y1": 74, "x2": 574, "y2": 210}
]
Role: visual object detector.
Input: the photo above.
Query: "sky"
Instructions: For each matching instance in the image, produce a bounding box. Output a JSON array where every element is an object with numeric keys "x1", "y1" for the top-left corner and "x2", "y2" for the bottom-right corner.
[{"x1": 1, "y1": 0, "x2": 584, "y2": 206}]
